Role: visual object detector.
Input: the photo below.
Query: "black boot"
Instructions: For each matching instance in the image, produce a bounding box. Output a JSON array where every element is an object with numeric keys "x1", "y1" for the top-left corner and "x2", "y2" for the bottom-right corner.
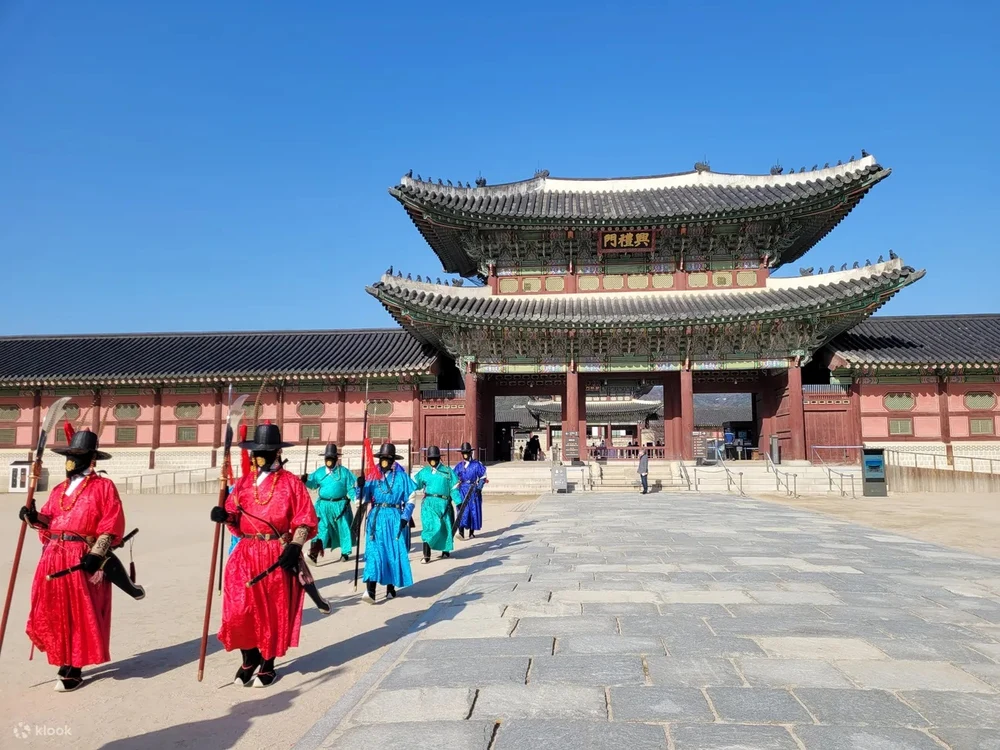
[
  {"x1": 421, "y1": 542, "x2": 431, "y2": 564},
  {"x1": 253, "y1": 658, "x2": 276, "y2": 688},
  {"x1": 340, "y1": 553, "x2": 350, "y2": 562},
  {"x1": 442, "y1": 551, "x2": 450, "y2": 559},
  {"x1": 308, "y1": 539, "x2": 322, "y2": 564},
  {"x1": 234, "y1": 648, "x2": 262, "y2": 687},
  {"x1": 55, "y1": 666, "x2": 83, "y2": 692},
  {"x1": 363, "y1": 581, "x2": 377, "y2": 604},
  {"x1": 386, "y1": 584, "x2": 397, "y2": 600},
  {"x1": 458, "y1": 528, "x2": 465, "y2": 539}
]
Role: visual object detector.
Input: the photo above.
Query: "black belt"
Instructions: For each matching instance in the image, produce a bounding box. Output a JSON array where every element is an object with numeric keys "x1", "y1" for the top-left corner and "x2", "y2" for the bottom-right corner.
[
  {"x1": 54, "y1": 532, "x2": 94, "y2": 543},
  {"x1": 318, "y1": 496, "x2": 349, "y2": 502},
  {"x1": 237, "y1": 533, "x2": 285, "y2": 541},
  {"x1": 425, "y1": 494, "x2": 451, "y2": 501},
  {"x1": 372, "y1": 502, "x2": 403, "y2": 509}
]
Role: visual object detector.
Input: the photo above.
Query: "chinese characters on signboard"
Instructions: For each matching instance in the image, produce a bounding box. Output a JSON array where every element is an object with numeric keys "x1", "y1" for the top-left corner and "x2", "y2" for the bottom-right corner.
[{"x1": 598, "y1": 229, "x2": 656, "y2": 255}]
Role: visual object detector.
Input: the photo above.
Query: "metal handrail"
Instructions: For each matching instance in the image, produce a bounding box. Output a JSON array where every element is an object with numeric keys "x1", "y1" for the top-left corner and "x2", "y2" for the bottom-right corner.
[
  {"x1": 763, "y1": 452, "x2": 798, "y2": 497},
  {"x1": 676, "y1": 462, "x2": 693, "y2": 491},
  {"x1": 692, "y1": 457, "x2": 745, "y2": 496},
  {"x1": 811, "y1": 447, "x2": 860, "y2": 498}
]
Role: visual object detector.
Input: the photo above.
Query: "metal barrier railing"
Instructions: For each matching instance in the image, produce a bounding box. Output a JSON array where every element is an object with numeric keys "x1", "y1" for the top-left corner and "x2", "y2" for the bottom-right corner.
[
  {"x1": 811, "y1": 446, "x2": 861, "y2": 498},
  {"x1": 884, "y1": 448, "x2": 1000, "y2": 475},
  {"x1": 764, "y1": 451, "x2": 798, "y2": 497},
  {"x1": 692, "y1": 455, "x2": 745, "y2": 496}
]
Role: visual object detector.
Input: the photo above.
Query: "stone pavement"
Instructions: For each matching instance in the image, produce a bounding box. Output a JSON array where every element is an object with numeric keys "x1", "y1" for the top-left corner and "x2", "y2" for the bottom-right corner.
[{"x1": 298, "y1": 493, "x2": 1000, "y2": 750}]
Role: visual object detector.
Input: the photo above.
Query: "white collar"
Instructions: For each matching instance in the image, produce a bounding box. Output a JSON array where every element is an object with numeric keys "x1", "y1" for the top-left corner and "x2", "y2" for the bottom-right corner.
[
  {"x1": 255, "y1": 470, "x2": 271, "y2": 486},
  {"x1": 67, "y1": 468, "x2": 93, "y2": 491}
]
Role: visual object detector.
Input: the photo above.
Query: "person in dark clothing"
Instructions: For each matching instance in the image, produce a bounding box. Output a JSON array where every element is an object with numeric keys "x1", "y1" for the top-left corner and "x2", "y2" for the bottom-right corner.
[{"x1": 637, "y1": 450, "x2": 649, "y2": 494}]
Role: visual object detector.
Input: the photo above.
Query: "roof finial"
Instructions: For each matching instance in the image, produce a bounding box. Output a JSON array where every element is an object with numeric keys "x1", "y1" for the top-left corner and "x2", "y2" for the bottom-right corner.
[
  {"x1": 889, "y1": 249, "x2": 898, "y2": 260},
  {"x1": 877, "y1": 254, "x2": 884, "y2": 264},
  {"x1": 824, "y1": 162, "x2": 830, "y2": 168},
  {"x1": 405, "y1": 169, "x2": 412, "y2": 178},
  {"x1": 694, "y1": 161, "x2": 710, "y2": 173},
  {"x1": 811, "y1": 164, "x2": 818, "y2": 171},
  {"x1": 852, "y1": 261, "x2": 860, "y2": 269},
  {"x1": 416, "y1": 173, "x2": 422, "y2": 181},
  {"x1": 447, "y1": 179, "x2": 452, "y2": 186},
  {"x1": 840, "y1": 263, "x2": 848, "y2": 271},
  {"x1": 849, "y1": 155, "x2": 855, "y2": 162},
  {"x1": 861, "y1": 148, "x2": 869, "y2": 158},
  {"x1": 828, "y1": 265, "x2": 835, "y2": 273},
  {"x1": 475, "y1": 176, "x2": 487, "y2": 187},
  {"x1": 770, "y1": 163, "x2": 783, "y2": 175},
  {"x1": 437, "y1": 178, "x2": 443, "y2": 186},
  {"x1": 534, "y1": 169, "x2": 549, "y2": 178},
  {"x1": 799, "y1": 267, "x2": 813, "y2": 276}
]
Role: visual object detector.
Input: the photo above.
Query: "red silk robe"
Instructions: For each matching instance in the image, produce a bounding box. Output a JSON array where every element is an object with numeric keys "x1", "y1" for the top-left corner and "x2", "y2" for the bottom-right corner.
[
  {"x1": 219, "y1": 470, "x2": 317, "y2": 660},
  {"x1": 26, "y1": 474, "x2": 126, "y2": 667}
]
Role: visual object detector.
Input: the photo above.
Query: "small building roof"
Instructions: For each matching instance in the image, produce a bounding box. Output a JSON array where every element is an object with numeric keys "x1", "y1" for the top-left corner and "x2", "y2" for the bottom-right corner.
[
  {"x1": 0, "y1": 328, "x2": 438, "y2": 386},
  {"x1": 827, "y1": 314, "x2": 1000, "y2": 370},
  {"x1": 390, "y1": 157, "x2": 890, "y2": 275}
]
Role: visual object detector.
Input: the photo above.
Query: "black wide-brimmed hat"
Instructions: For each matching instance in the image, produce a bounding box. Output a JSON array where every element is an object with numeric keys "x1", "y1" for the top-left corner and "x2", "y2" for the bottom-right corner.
[
  {"x1": 323, "y1": 443, "x2": 339, "y2": 459},
  {"x1": 239, "y1": 424, "x2": 294, "y2": 451},
  {"x1": 426, "y1": 445, "x2": 441, "y2": 460},
  {"x1": 375, "y1": 442, "x2": 403, "y2": 460},
  {"x1": 51, "y1": 429, "x2": 112, "y2": 461},
  {"x1": 460, "y1": 441, "x2": 474, "y2": 454}
]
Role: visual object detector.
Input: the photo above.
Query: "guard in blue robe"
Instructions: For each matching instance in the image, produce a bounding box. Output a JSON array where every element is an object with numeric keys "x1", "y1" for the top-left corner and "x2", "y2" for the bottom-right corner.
[
  {"x1": 359, "y1": 442, "x2": 415, "y2": 603},
  {"x1": 302, "y1": 443, "x2": 357, "y2": 563},
  {"x1": 454, "y1": 441, "x2": 487, "y2": 539}
]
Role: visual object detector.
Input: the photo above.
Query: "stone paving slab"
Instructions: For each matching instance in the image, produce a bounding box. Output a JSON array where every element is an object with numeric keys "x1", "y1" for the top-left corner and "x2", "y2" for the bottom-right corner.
[
  {"x1": 671, "y1": 724, "x2": 799, "y2": 750},
  {"x1": 297, "y1": 493, "x2": 1000, "y2": 750},
  {"x1": 493, "y1": 720, "x2": 667, "y2": 750}
]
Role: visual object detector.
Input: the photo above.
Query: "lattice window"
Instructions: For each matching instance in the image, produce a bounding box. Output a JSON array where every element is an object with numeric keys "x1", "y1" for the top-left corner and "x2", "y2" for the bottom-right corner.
[
  {"x1": 366, "y1": 400, "x2": 393, "y2": 417},
  {"x1": 115, "y1": 426, "x2": 137, "y2": 444},
  {"x1": 970, "y1": 418, "x2": 995, "y2": 436},
  {"x1": 297, "y1": 400, "x2": 325, "y2": 417},
  {"x1": 300, "y1": 423, "x2": 322, "y2": 440},
  {"x1": 174, "y1": 402, "x2": 202, "y2": 419},
  {"x1": 522, "y1": 277, "x2": 542, "y2": 292},
  {"x1": 712, "y1": 272, "x2": 733, "y2": 287},
  {"x1": 884, "y1": 393, "x2": 915, "y2": 411},
  {"x1": 0, "y1": 428, "x2": 15, "y2": 444},
  {"x1": 368, "y1": 423, "x2": 389, "y2": 440},
  {"x1": 177, "y1": 426, "x2": 198, "y2": 443},
  {"x1": 498, "y1": 278, "x2": 518, "y2": 294},
  {"x1": 115, "y1": 403, "x2": 140, "y2": 421},
  {"x1": 603, "y1": 275, "x2": 624, "y2": 290},
  {"x1": 689, "y1": 273, "x2": 709, "y2": 288},
  {"x1": 627, "y1": 274, "x2": 649, "y2": 289},
  {"x1": 652, "y1": 274, "x2": 674, "y2": 289},
  {"x1": 888, "y1": 418, "x2": 913, "y2": 436},
  {"x1": 736, "y1": 270, "x2": 757, "y2": 287},
  {"x1": 544, "y1": 277, "x2": 564, "y2": 292},
  {"x1": 965, "y1": 392, "x2": 997, "y2": 410},
  {"x1": 0, "y1": 405, "x2": 19, "y2": 421},
  {"x1": 63, "y1": 403, "x2": 81, "y2": 420},
  {"x1": 578, "y1": 276, "x2": 600, "y2": 291}
]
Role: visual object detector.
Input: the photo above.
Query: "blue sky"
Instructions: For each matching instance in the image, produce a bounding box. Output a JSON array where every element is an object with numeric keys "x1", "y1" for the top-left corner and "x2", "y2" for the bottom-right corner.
[{"x1": 2, "y1": 1, "x2": 997, "y2": 336}]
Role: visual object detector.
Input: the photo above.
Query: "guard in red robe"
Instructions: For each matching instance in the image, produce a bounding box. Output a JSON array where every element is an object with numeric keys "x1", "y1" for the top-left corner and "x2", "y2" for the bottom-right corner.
[
  {"x1": 211, "y1": 424, "x2": 318, "y2": 688},
  {"x1": 20, "y1": 430, "x2": 126, "y2": 692}
]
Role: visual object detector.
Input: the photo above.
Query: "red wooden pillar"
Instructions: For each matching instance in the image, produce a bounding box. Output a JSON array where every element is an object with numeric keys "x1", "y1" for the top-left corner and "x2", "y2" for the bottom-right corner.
[
  {"x1": 464, "y1": 368, "x2": 479, "y2": 453},
  {"x1": 336, "y1": 385, "x2": 346, "y2": 446},
  {"x1": 480, "y1": 377, "x2": 493, "y2": 461},
  {"x1": 577, "y1": 374, "x2": 588, "y2": 459},
  {"x1": 28, "y1": 389, "x2": 41, "y2": 462},
  {"x1": 150, "y1": 386, "x2": 162, "y2": 469},
  {"x1": 680, "y1": 368, "x2": 694, "y2": 459},
  {"x1": 565, "y1": 368, "x2": 580, "y2": 460},
  {"x1": 787, "y1": 365, "x2": 806, "y2": 461},
  {"x1": 412, "y1": 384, "x2": 422, "y2": 458},
  {"x1": 211, "y1": 386, "x2": 222, "y2": 468},
  {"x1": 939, "y1": 377, "x2": 954, "y2": 465},
  {"x1": 848, "y1": 380, "x2": 863, "y2": 461},
  {"x1": 91, "y1": 388, "x2": 102, "y2": 436}
]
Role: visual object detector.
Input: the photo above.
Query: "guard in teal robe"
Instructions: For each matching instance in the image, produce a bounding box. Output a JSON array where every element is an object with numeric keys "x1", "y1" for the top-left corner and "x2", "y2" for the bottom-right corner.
[
  {"x1": 412, "y1": 445, "x2": 460, "y2": 563},
  {"x1": 359, "y1": 442, "x2": 415, "y2": 603},
  {"x1": 301, "y1": 444, "x2": 356, "y2": 563}
]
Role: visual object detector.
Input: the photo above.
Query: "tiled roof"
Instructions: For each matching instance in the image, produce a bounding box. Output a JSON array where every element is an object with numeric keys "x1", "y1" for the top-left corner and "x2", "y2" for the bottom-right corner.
[
  {"x1": 370, "y1": 260, "x2": 923, "y2": 330},
  {"x1": 392, "y1": 158, "x2": 887, "y2": 224},
  {"x1": 828, "y1": 314, "x2": 1000, "y2": 368},
  {"x1": 0, "y1": 328, "x2": 438, "y2": 385}
]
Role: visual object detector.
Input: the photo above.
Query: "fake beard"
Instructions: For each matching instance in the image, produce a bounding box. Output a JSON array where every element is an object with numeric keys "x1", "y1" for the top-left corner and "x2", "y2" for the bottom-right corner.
[
  {"x1": 65, "y1": 454, "x2": 92, "y2": 479},
  {"x1": 254, "y1": 451, "x2": 279, "y2": 472}
]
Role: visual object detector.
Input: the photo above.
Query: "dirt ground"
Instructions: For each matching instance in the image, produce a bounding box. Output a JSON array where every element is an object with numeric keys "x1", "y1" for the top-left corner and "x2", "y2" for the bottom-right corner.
[
  {"x1": 0, "y1": 492, "x2": 533, "y2": 749},
  {"x1": 757, "y1": 491, "x2": 1000, "y2": 559}
]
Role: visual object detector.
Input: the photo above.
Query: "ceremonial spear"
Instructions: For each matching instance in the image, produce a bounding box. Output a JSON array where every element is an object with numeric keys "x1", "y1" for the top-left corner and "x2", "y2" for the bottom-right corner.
[
  {"x1": 0, "y1": 397, "x2": 71, "y2": 658},
  {"x1": 197, "y1": 387, "x2": 248, "y2": 681},
  {"x1": 352, "y1": 378, "x2": 377, "y2": 591}
]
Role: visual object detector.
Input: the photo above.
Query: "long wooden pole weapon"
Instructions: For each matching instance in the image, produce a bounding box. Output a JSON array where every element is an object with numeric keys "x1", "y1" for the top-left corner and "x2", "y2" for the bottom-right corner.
[
  {"x1": 197, "y1": 387, "x2": 248, "y2": 682},
  {"x1": 0, "y1": 397, "x2": 71, "y2": 658},
  {"x1": 353, "y1": 378, "x2": 370, "y2": 592}
]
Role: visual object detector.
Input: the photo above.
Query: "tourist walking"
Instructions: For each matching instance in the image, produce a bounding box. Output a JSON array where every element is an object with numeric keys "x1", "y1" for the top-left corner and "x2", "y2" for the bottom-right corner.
[
  {"x1": 454, "y1": 441, "x2": 487, "y2": 539},
  {"x1": 359, "y1": 442, "x2": 415, "y2": 603},
  {"x1": 21, "y1": 430, "x2": 127, "y2": 692},
  {"x1": 211, "y1": 424, "x2": 318, "y2": 688},
  {"x1": 412, "y1": 446, "x2": 460, "y2": 563},
  {"x1": 638, "y1": 449, "x2": 649, "y2": 494},
  {"x1": 302, "y1": 443, "x2": 356, "y2": 563}
]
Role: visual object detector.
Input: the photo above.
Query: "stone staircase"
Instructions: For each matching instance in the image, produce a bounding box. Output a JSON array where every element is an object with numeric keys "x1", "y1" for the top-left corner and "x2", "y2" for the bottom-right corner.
[{"x1": 589, "y1": 460, "x2": 689, "y2": 493}]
